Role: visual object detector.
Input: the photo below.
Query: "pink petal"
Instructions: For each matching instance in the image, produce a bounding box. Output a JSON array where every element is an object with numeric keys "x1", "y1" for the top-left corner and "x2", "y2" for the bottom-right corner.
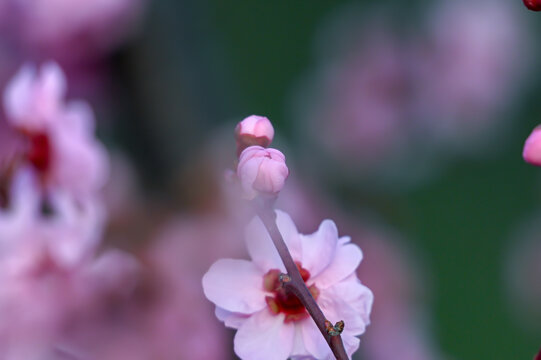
[
  {"x1": 318, "y1": 275, "x2": 373, "y2": 336},
  {"x1": 202, "y1": 259, "x2": 267, "y2": 314},
  {"x1": 341, "y1": 333, "x2": 361, "y2": 359},
  {"x1": 40, "y1": 62, "x2": 66, "y2": 105},
  {"x1": 301, "y1": 318, "x2": 331, "y2": 359},
  {"x1": 239, "y1": 155, "x2": 265, "y2": 199},
  {"x1": 3, "y1": 64, "x2": 35, "y2": 126},
  {"x1": 245, "y1": 210, "x2": 302, "y2": 272},
  {"x1": 312, "y1": 242, "x2": 363, "y2": 289},
  {"x1": 331, "y1": 275, "x2": 373, "y2": 327},
  {"x1": 214, "y1": 307, "x2": 249, "y2": 329},
  {"x1": 301, "y1": 220, "x2": 338, "y2": 279},
  {"x1": 234, "y1": 309, "x2": 294, "y2": 360},
  {"x1": 62, "y1": 100, "x2": 95, "y2": 135},
  {"x1": 290, "y1": 323, "x2": 311, "y2": 358},
  {"x1": 52, "y1": 122, "x2": 109, "y2": 194},
  {"x1": 523, "y1": 125, "x2": 541, "y2": 166}
]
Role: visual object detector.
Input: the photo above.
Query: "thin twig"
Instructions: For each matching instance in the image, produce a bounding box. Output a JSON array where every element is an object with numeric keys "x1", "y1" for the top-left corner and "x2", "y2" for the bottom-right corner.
[{"x1": 257, "y1": 205, "x2": 349, "y2": 360}]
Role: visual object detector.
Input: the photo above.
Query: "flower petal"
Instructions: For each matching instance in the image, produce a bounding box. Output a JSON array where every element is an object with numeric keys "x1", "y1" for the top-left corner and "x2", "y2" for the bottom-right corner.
[
  {"x1": 301, "y1": 220, "x2": 338, "y2": 279},
  {"x1": 341, "y1": 333, "x2": 361, "y2": 359},
  {"x1": 318, "y1": 275, "x2": 373, "y2": 336},
  {"x1": 301, "y1": 318, "x2": 331, "y2": 359},
  {"x1": 40, "y1": 62, "x2": 66, "y2": 106},
  {"x1": 202, "y1": 259, "x2": 267, "y2": 314},
  {"x1": 331, "y1": 275, "x2": 373, "y2": 327},
  {"x1": 291, "y1": 321, "x2": 312, "y2": 358},
  {"x1": 3, "y1": 64, "x2": 35, "y2": 125},
  {"x1": 245, "y1": 210, "x2": 301, "y2": 272},
  {"x1": 313, "y1": 242, "x2": 363, "y2": 289},
  {"x1": 234, "y1": 309, "x2": 294, "y2": 360},
  {"x1": 215, "y1": 307, "x2": 249, "y2": 329}
]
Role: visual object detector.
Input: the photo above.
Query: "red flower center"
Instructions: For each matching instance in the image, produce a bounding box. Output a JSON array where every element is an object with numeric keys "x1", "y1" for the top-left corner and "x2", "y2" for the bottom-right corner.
[
  {"x1": 263, "y1": 262, "x2": 319, "y2": 323},
  {"x1": 27, "y1": 132, "x2": 51, "y2": 174}
]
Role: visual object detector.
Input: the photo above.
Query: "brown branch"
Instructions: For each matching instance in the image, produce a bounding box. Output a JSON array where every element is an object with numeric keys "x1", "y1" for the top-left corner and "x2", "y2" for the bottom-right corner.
[{"x1": 257, "y1": 204, "x2": 349, "y2": 360}]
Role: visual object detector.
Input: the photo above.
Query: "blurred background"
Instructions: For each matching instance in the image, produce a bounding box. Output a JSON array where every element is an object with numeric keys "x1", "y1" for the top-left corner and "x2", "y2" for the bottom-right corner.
[{"x1": 1, "y1": 0, "x2": 541, "y2": 359}]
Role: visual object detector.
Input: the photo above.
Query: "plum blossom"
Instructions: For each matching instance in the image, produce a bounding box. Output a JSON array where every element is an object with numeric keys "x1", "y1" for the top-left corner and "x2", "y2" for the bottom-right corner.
[
  {"x1": 0, "y1": 60, "x2": 140, "y2": 359},
  {"x1": 2, "y1": 62, "x2": 108, "y2": 199},
  {"x1": 0, "y1": 169, "x2": 104, "y2": 270},
  {"x1": 203, "y1": 210, "x2": 373, "y2": 360},
  {"x1": 58, "y1": 216, "x2": 235, "y2": 360},
  {"x1": 0, "y1": 167, "x2": 138, "y2": 359},
  {"x1": 235, "y1": 115, "x2": 275, "y2": 154},
  {"x1": 237, "y1": 146, "x2": 289, "y2": 200}
]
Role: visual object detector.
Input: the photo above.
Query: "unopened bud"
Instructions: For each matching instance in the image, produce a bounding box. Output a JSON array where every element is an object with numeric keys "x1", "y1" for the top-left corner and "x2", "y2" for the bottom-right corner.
[
  {"x1": 524, "y1": 0, "x2": 541, "y2": 11},
  {"x1": 235, "y1": 115, "x2": 274, "y2": 155},
  {"x1": 523, "y1": 125, "x2": 541, "y2": 166},
  {"x1": 237, "y1": 146, "x2": 288, "y2": 200}
]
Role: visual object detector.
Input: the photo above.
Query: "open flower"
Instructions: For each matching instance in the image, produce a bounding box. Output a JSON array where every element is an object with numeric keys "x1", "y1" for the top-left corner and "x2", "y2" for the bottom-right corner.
[
  {"x1": 202, "y1": 210, "x2": 373, "y2": 360},
  {"x1": 2, "y1": 62, "x2": 108, "y2": 198}
]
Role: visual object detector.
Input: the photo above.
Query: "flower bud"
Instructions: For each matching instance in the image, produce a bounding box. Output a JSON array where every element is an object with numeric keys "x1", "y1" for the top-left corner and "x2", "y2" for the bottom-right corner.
[
  {"x1": 235, "y1": 115, "x2": 274, "y2": 155},
  {"x1": 524, "y1": 0, "x2": 541, "y2": 11},
  {"x1": 237, "y1": 146, "x2": 288, "y2": 199},
  {"x1": 523, "y1": 125, "x2": 541, "y2": 166}
]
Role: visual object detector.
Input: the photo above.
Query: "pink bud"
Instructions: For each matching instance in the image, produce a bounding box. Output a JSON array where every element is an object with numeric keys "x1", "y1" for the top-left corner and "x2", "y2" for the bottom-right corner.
[
  {"x1": 237, "y1": 146, "x2": 289, "y2": 199},
  {"x1": 235, "y1": 115, "x2": 275, "y2": 155},
  {"x1": 523, "y1": 126, "x2": 541, "y2": 166}
]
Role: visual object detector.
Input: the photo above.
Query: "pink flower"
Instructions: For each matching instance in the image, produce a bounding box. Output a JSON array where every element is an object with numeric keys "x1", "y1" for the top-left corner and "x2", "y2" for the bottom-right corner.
[
  {"x1": 6, "y1": 0, "x2": 145, "y2": 63},
  {"x1": 412, "y1": 0, "x2": 528, "y2": 148},
  {"x1": 523, "y1": 126, "x2": 541, "y2": 166},
  {"x1": 237, "y1": 146, "x2": 289, "y2": 200},
  {"x1": 0, "y1": 168, "x2": 104, "y2": 271},
  {"x1": 202, "y1": 210, "x2": 373, "y2": 360},
  {"x1": 235, "y1": 115, "x2": 275, "y2": 155},
  {"x1": 2, "y1": 62, "x2": 108, "y2": 198}
]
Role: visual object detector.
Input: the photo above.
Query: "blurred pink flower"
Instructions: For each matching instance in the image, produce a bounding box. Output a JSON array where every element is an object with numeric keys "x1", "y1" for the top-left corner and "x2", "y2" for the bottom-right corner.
[
  {"x1": 301, "y1": 20, "x2": 411, "y2": 171},
  {"x1": 62, "y1": 216, "x2": 237, "y2": 360},
  {"x1": 523, "y1": 126, "x2": 541, "y2": 166},
  {"x1": 412, "y1": 0, "x2": 529, "y2": 148},
  {"x1": 2, "y1": 62, "x2": 109, "y2": 198},
  {"x1": 237, "y1": 146, "x2": 289, "y2": 200},
  {"x1": 235, "y1": 115, "x2": 275, "y2": 155},
  {"x1": 0, "y1": 246, "x2": 138, "y2": 359},
  {"x1": 203, "y1": 210, "x2": 373, "y2": 360},
  {"x1": 5, "y1": 0, "x2": 144, "y2": 63},
  {"x1": 0, "y1": 169, "x2": 104, "y2": 269},
  {"x1": 0, "y1": 167, "x2": 138, "y2": 359},
  {"x1": 354, "y1": 229, "x2": 443, "y2": 360}
]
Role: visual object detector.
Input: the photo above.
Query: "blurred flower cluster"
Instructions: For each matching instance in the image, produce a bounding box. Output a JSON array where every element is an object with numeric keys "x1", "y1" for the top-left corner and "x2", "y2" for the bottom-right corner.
[{"x1": 294, "y1": 0, "x2": 534, "y2": 190}]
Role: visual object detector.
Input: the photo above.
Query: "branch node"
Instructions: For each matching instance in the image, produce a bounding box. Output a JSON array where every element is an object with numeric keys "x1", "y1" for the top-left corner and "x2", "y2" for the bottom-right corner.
[
  {"x1": 279, "y1": 273, "x2": 291, "y2": 285},
  {"x1": 325, "y1": 320, "x2": 345, "y2": 336}
]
